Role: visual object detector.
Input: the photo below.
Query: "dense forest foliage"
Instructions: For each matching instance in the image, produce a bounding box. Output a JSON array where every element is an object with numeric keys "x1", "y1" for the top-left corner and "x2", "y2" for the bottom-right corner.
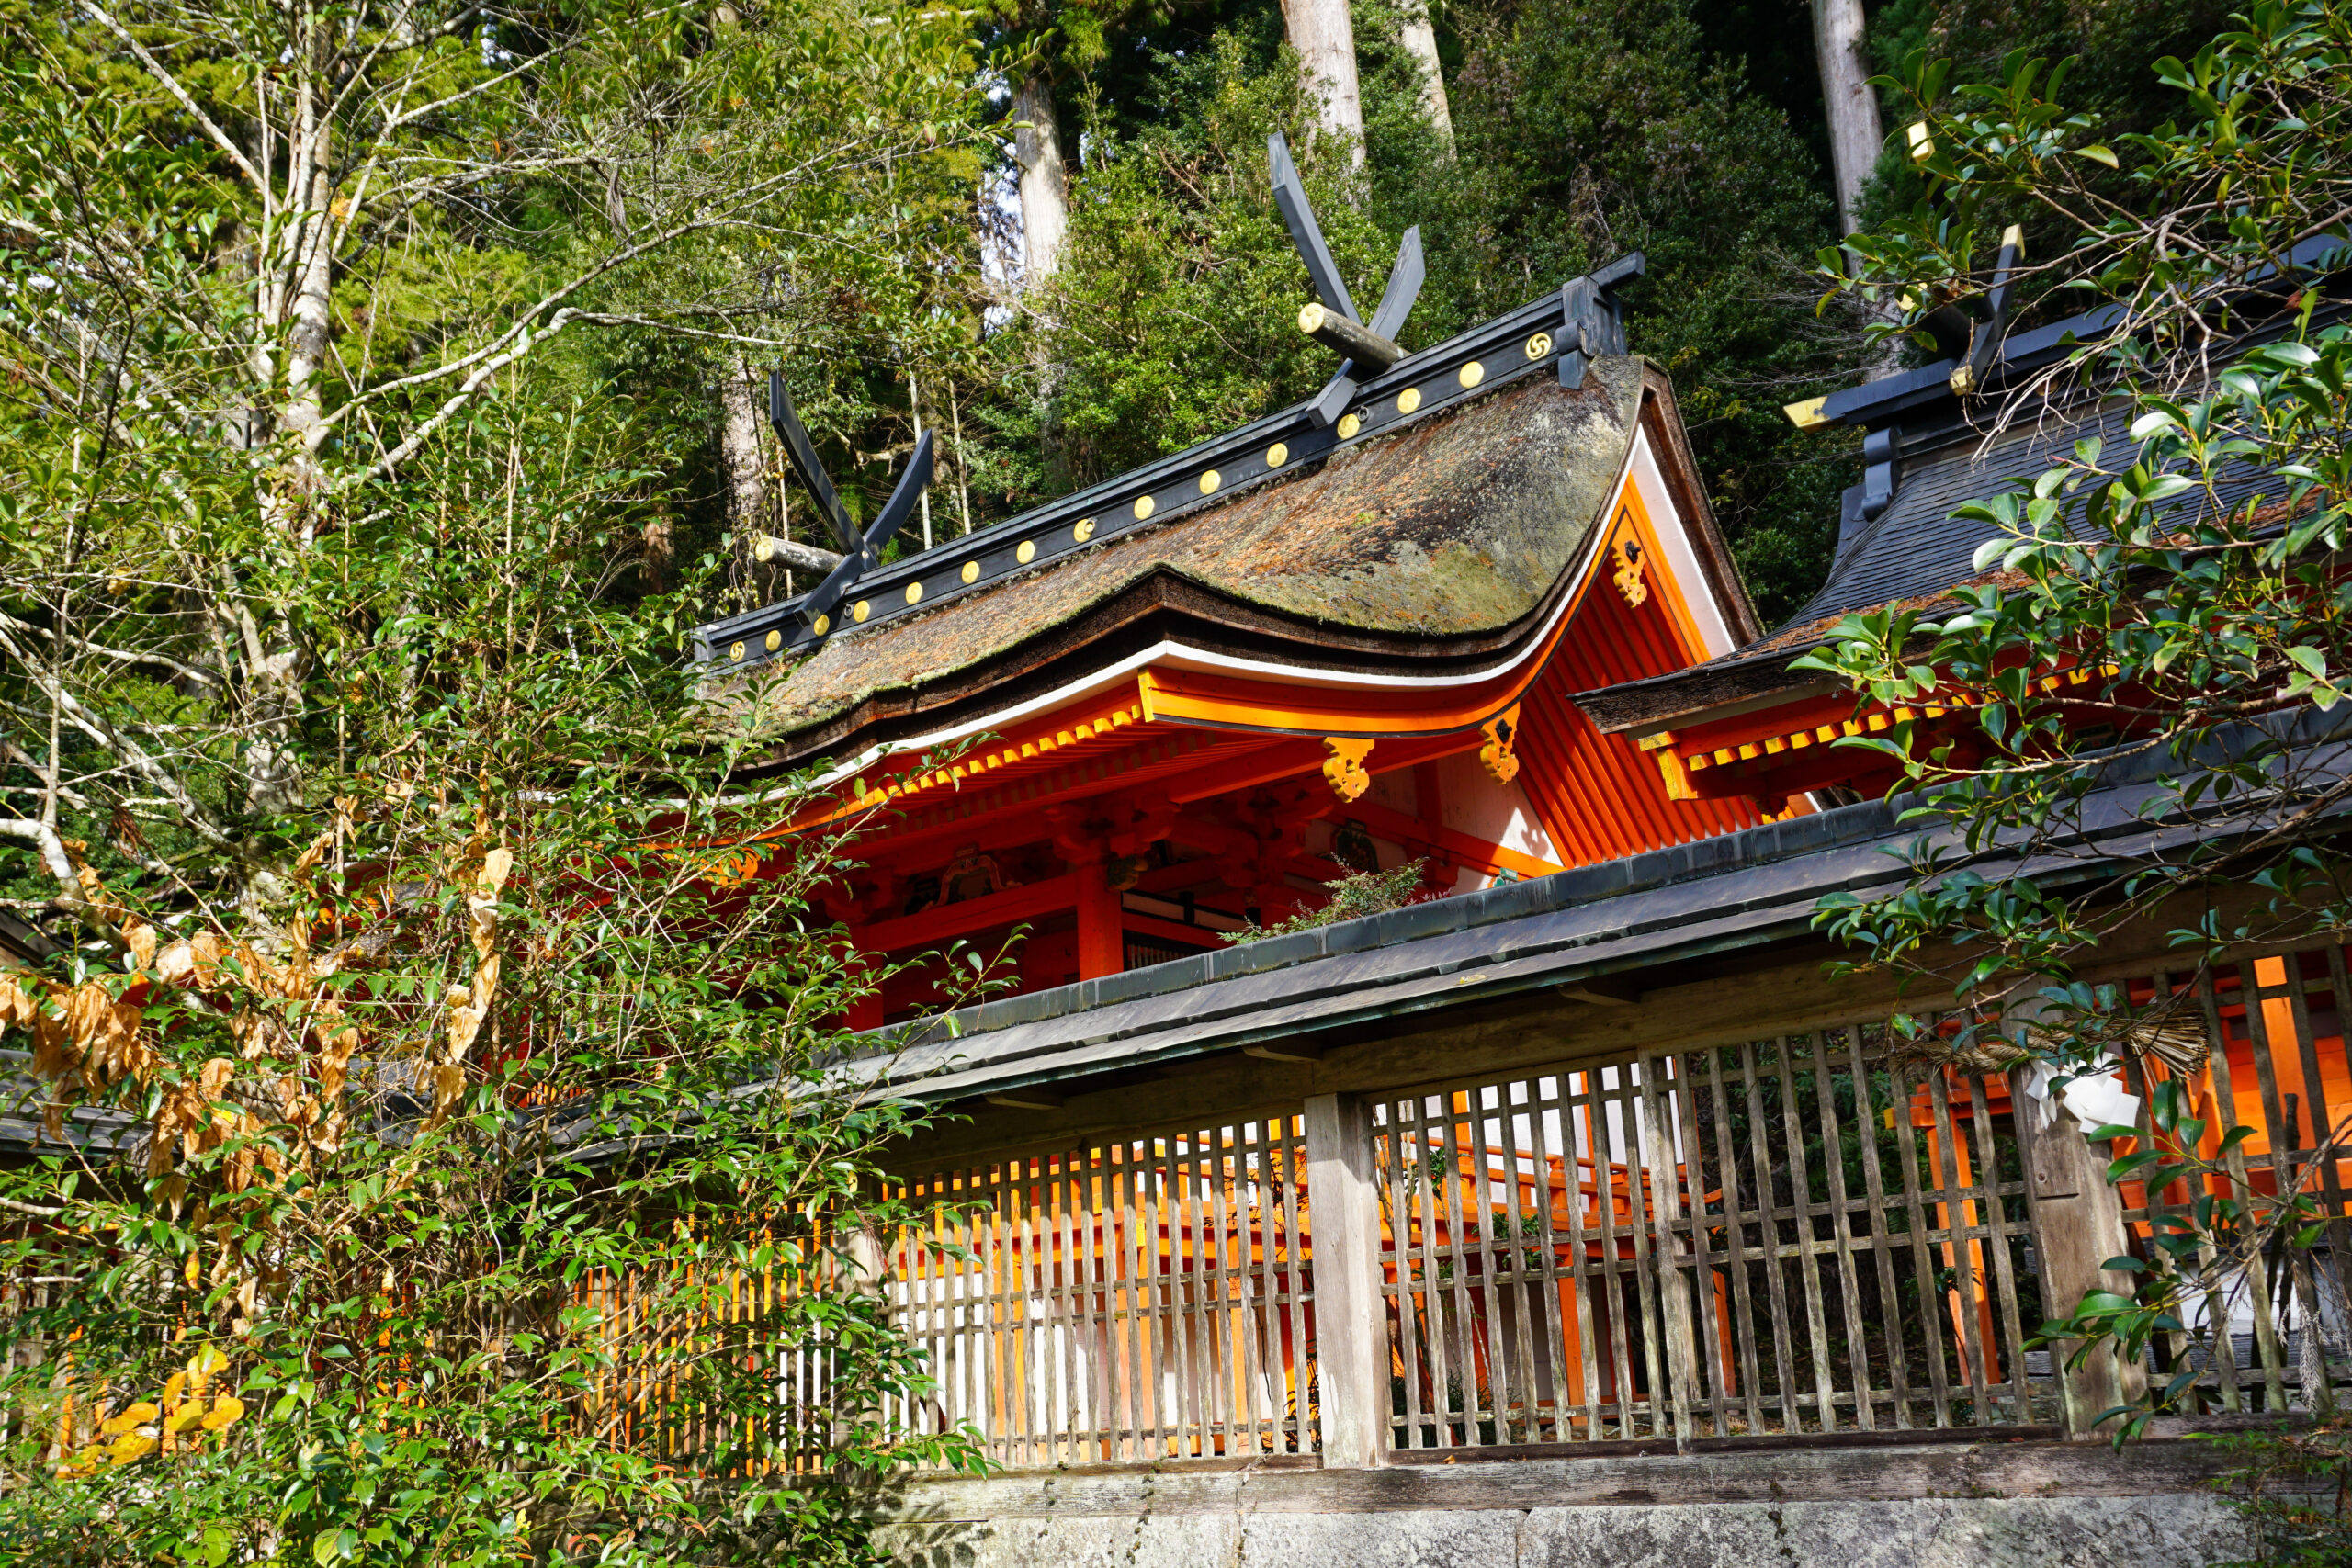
[{"x1": 661, "y1": 0, "x2": 2250, "y2": 631}]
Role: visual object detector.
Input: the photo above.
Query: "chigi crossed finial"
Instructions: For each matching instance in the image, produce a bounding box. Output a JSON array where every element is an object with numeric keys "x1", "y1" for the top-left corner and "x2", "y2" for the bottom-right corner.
[
  {"x1": 765, "y1": 372, "x2": 934, "y2": 639},
  {"x1": 1267, "y1": 132, "x2": 1425, "y2": 429}
]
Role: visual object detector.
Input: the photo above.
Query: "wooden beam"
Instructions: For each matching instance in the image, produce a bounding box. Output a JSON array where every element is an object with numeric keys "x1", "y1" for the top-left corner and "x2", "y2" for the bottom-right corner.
[
  {"x1": 1297, "y1": 302, "x2": 1403, "y2": 371},
  {"x1": 1166, "y1": 739, "x2": 1329, "y2": 805},
  {"x1": 858, "y1": 873, "x2": 1077, "y2": 955},
  {"x1": 1556, "y1": 975, "x2": 1643, "y2": 1006},
  {"x1": 983, "y1": 1087, "x2": 1066, "y2": 1111},
  {"x1": 752, "y1": 534, "x2": 843, "y2": 572},
  {"x1": 1243, "y1": 1041, "x2": 1326, "y2": 1062}
]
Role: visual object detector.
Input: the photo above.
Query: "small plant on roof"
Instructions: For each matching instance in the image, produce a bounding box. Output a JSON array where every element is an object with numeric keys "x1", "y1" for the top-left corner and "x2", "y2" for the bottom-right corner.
[{"x1": 1223, "y1": 860, "x2": 1431, "y2": 943}]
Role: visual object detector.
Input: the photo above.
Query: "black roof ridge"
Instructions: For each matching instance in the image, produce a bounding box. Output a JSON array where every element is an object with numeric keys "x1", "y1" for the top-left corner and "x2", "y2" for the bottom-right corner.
[{"x1": 691, "y1": 272, "x2": 1634, "y2": 672}]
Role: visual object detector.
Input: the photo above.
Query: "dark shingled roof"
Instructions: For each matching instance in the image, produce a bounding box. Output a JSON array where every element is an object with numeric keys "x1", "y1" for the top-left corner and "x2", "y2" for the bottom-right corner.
[
  {"x1": 729, "y1": 358, "x2": 1651, "y2": 747},
  {"x1": 1576, "y1": 398, "x2": 2291, "y2": 734}
]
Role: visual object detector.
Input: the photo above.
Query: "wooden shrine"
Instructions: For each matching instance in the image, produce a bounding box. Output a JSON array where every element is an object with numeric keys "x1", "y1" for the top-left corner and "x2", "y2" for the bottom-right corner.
[{"x1": 695, "y1": 295, "x2": 1766, "y2": 1027}]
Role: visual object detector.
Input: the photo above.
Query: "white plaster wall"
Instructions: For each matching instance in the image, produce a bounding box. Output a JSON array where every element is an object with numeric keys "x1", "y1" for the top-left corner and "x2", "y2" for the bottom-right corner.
[{"x1": 1436, "y1": 751, "x2": 1559, "y2": 890}]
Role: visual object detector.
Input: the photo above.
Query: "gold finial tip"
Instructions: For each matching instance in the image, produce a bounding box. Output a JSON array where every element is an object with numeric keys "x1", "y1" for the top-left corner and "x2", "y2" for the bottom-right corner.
[{"x1": 1782, "y1": 396, "x2": 1830, "y2": 431}]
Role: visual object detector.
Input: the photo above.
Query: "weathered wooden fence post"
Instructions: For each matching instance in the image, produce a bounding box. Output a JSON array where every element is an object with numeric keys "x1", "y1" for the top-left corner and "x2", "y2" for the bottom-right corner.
[
  {"x1": 2018, "y1": 1083, "x2": 2148, "y2": 1437},
  {"x1": 831, "y1": 1215, "x2": 893, "y2": 1452},
  {"x1": 1304, "y1": 1091, "x2": 1389, "y2": 1467}
]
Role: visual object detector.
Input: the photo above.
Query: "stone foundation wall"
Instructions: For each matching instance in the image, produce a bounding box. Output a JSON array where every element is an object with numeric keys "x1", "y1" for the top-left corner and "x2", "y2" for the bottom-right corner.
[{"x1": 873, "y1": 1440, "x2": 2252, "y2": 1568}]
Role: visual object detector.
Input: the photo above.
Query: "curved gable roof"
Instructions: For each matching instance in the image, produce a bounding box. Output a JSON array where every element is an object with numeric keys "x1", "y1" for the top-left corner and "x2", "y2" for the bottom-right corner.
[{"x1": 724, "y1": 356, "x2": 1733, "y2": 763}]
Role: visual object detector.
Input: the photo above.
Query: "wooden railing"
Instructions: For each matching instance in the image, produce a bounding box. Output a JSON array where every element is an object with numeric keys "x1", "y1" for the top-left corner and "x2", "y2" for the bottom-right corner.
[
  {"x1": 881, "y1": 1111, "x2": 1317, "y2": 1468},
  {"x1": 876, "y1": 938, "x2": 2352, "y2": 1470},
  {"x1": 1370, "y1": 1036, "x2": 2048, "y2": 1454}
]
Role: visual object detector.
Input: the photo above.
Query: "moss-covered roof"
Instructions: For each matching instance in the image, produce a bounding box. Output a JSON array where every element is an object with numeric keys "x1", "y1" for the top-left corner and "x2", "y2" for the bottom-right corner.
[{"x1": 732, "y1": 356, "x2": 1646, "y2": 749}]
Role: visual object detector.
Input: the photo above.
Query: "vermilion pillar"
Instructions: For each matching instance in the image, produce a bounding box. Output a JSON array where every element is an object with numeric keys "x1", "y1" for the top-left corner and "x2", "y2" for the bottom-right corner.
[{"x1": 1074, "y1": 862, "x2": 1124, "y2": 980}]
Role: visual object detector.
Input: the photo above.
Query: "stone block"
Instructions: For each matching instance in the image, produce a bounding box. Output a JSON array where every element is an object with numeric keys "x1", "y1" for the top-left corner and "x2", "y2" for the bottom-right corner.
[
  {"x1": 1239, "y1": 1507, "x2": 1519, "y2": 1567},
  {"x1": 878, "y1": 1510, "x2": 1239, "y2": 1568},
  {"x1": 1516, "y1": 1494, "x2": 2251, "y2": 1568}
]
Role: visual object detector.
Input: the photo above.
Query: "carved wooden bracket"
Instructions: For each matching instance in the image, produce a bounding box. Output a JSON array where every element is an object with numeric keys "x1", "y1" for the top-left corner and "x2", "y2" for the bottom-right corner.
[
  {"x1": 1479, "y1": 706, "x2": 1521, "y2": 785},
  {"x1": 1321, "y1": 738, "x2": 1375, "y2": 803},
  {"x1": 1612, "y1": 538, "x2": 1649, "y2": 608}
]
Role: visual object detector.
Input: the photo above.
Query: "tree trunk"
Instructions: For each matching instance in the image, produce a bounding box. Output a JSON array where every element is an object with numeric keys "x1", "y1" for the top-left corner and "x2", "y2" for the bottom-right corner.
[
  {"x1": 1397, "y1": 1, "x2": 1453, "y2": 152},
  {"x1": 1280, "y1": 0, "x2": 1365, "y2": 165},
  {"x1": 245, "y1": 38, "x2": 334, "y2": 819},
  {"x1": 1010, "y1": 73, "x2": 1068, "y2": 288},
  {"x1": 642, "y1": 508, "x2": 674, "y2": 596},
  {"x1": 1809, "y1": 0, "x2": 1883, "y2": 233},
  {"x1": 718, "y1": 364, "x2": 770, "y2": 543}
]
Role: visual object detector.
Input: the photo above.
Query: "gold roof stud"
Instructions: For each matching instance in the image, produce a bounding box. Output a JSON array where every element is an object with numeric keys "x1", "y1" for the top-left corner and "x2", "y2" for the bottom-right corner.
[
  {"x1": 1198, "y1": 469, "x2": 1220, "y2": 495},
  {"x1": 764, "y1": 629, "x2": 782, "y2": 652},
  {"x1": 1396, "y1": 388, "x2": 1422, "y2": 415},
  {"x1": 1016, "y1": 540, "x2": 1035, "y2": 564},
  {"x1": 1266, "y1": 442, "x2": 1289, "y2": 468},
  {"x1": 1133, "y1": 495, "x2": 1155, "y2": 520},
  {"x1": 812, "y1": 613, "x2": 831, "y2": 637},
  {"x1": 1524, "y1": 332, "x2": 1553, "y2": 360},
  {"x1": 729, "y1": 640, "x2": 746, "y2": 661},
  {"x1": 1337, "y1": 412, "x2": 1362, "y2": 439},
  {"x1": 1073, "y1": 517, "x2": 1095, "y2": 543},
  {"x1": 905, "y1": 581, "x2": 922, "y2": 605},
  {"x1": 1459, "y1": 360, "x2": 1485, "y2": 389},
  {"x1": 961, "y1": 560, "x2": 979, "y2": 584},
  {"x1": 852, "y1": 600, "x2": 871, "y2": 624}
]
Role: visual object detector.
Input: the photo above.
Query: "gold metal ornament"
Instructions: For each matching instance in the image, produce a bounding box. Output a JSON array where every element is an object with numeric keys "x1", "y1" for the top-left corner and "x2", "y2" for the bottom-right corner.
[
  {"x1": 1320, "y1": 737, "x2": 1375, "y2": 804},
  {"x1": 1459, "y1": 360, "x2": 1485, "y2": 389},
  {"x1": 961, "y1": 560, "x2": 980, "y2": 584},
  {"x1": 729, "y1": 641, "x2": 745, "y2": 662},
  {"x1": 1337, "y1": 412, "x2": 1361, "y2": 439},
  {"x1": 764, "y1": 629, "x2": 782, "y2": 652},
  {"x1": 1525, "y1": 332, "x2": 1553, "y2": 360},
  {"x1": 1266, "y1": 442, "x2": 1289, "y2": 468},
  {"x1": 1396, "y1": 388, "x2": 1421, "y2": 415},
  {"x1": 1198, "y1": 470, "x2": 1220, "y2": 495},
  {"x1": 1016, "y1": 540, "x2": 1036, "y2": 564},
  {"x1": 905, "y1": 582, "x2": 922, "y2": 604},
  {"x1": 812, "y1": 614, "x2": 831, "y2": 637},
  {"x1": 1073, "y1": 518, "x2": 1095, "y2": 542},
  {"x1": 852, "y1": 600, "x2": 871, "y2": 624},
  {"x1": 1134, "y1": 495, "x2": 1155, "y2": 520}
]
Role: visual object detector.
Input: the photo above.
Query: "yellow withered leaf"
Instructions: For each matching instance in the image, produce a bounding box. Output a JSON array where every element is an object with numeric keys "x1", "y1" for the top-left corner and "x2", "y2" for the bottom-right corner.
[
  {"x1": 200, "y1": 1394, "x2": 244, "y2": 1432},
  {"x1": 162, "y1": 1371, "x2": 188, "y2": 1410},
  {"x1": 291, "y1": 830, "x2": 333, "y2": 880},
  {"x1": 164, "y1": 1405, "x2": 206, "y2": 1435},
  {"x1": 187, "y1": 1344, "x2": 228, "y2": 1393},
  {"x1": 100, "y1": 1402, "x2": 160, "y2": 1436},
  {"x1": 107, "y1": 1430, "x2": 159, "y2": 1463},
  {"x1": 0, "y1": 976, "x2": 40, "y2": 1029},
  {"x1": 126, "y1": 921, "x2": 157, "y2": 971}
]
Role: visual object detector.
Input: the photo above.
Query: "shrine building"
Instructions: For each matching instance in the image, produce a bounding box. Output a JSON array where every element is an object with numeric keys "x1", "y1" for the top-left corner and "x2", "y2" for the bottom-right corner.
[{"x1": 695, "y1": 260, "x2": 1772, "y2": 1027}]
